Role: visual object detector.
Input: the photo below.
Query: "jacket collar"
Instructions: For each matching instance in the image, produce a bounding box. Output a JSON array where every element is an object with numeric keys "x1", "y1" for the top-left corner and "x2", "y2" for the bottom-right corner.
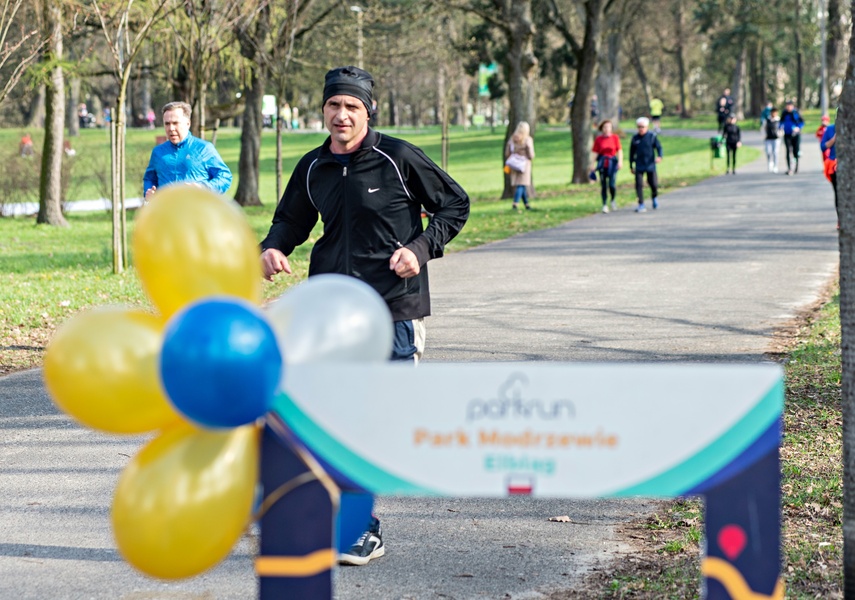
[{"x1": 171, "y1": 132, "x2": 194, "y2": 149}]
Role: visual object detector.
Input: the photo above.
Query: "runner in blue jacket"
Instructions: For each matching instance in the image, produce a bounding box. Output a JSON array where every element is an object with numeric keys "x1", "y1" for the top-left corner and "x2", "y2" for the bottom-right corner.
[
  {"x1": 143, "y1": 101, "x2": 232, "y2": 199},
  {"x1": 779, "y1": 100, "x2": 804, "y2": 175}
]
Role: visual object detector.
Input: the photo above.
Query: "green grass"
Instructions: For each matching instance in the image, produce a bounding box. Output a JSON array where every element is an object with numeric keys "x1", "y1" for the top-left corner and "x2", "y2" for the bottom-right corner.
[
  {"x1": 780, "y1": 290, "x2": 842, "y2": 597},
  {"x1": 0, "y1": 125, "x2": 749, "y2": 204},
  {"x1": 587, "y1": 289, "x2": 843, "y2": 598},
  {"x1": 0, "y1": 126, "x2": 755, "y2": 375}
]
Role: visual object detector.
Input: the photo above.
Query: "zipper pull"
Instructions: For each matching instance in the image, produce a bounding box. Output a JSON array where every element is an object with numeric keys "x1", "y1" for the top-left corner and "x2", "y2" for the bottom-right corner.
[{"x1": 343, "y1": 166, "x2": 347, "y2": 176}]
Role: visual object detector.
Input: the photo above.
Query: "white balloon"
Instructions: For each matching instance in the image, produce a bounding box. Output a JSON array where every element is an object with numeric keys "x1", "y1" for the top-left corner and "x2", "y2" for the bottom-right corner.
[{"x1": 266, "y1": 274, "x2": 394, "y2": 364}]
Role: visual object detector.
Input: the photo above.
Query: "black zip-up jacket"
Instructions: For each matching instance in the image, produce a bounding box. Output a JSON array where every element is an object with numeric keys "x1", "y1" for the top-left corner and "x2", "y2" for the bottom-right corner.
[
  {"x1": 260, "y1": 128, "x2": 470, "y2": 321},
  {"x1": 629, "y1": 132, "x2": 663, "y2": 173},
  {"x1": 723, "y1": 123, "x2": 741, "y2": 147}
]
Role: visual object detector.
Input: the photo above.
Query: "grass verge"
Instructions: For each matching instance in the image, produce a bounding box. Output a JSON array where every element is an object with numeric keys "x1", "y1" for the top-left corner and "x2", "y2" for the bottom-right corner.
[
  {"x1": 1, "y1": 128, "x2": 750, "y2": 375},
  {"x1": 557, "y1": 284, "x2": 842, "y2": 598}
]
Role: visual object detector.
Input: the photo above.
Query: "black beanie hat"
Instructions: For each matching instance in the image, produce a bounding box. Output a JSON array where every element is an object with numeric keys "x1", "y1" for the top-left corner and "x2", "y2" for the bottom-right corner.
[{"x1": 322, "y1": 66, "x2": 374, "y2": 114}]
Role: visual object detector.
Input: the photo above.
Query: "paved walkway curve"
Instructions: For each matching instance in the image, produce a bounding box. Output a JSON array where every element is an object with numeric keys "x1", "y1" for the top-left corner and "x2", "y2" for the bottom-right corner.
[{"x1": 0, "y1": 129, "x2": 839, "y2": 599}]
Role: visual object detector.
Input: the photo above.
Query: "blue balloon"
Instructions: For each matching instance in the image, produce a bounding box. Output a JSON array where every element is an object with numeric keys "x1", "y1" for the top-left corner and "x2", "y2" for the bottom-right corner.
[{"x1": 160, "y1": 298, "x2": 283, "y2": 428}]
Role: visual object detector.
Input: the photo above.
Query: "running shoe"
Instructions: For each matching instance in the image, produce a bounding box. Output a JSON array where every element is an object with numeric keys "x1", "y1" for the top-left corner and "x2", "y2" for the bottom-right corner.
[
  {"x1": 602, "y1": 205, "x2": 609, "y2": 213},
  {"x1": 610, "y1": 200, "x2": 616, "y2": 211},
  {"x1": 635, "y1": 203, "x2": 647, "y2": 213},
  {"x1": 339, "y1": 528, "x2": 385, "y2": 566},
  {"x1": 652, "y1": 197, "x2": 658, "y2": 209}
]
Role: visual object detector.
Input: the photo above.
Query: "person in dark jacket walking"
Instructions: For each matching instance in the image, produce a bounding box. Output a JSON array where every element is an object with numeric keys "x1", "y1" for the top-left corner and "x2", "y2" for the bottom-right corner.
[
  {"x1": 780, "y1": 100, "x2": 805, "y2": 175},
  {"x1": 260, "y1": 66, "x2": 470, "y2": 566},
  {"x1": 629, "y1": 117, "x2": 663, "y2": 212},
  {"x1": 722, "y1": 114, "x2": 742, "y2": 174}
]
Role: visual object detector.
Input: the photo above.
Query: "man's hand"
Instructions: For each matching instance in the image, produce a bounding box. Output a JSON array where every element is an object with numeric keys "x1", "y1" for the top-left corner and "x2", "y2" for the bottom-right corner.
[
  {"x1": 630, "y1": 167, "x2": 636, "y2": 174},
  {"x1": 261, "y1": 248, "x2": 292, "y2": 281},
  {"x1": 390, "y1": 247, "x2": 420, "y2": 278},
  {"x1": 145, "y1": 186, "x2": 157, "y2": 200},
  {"x1": 655, "y1": 156, "x2": 662, "y2": 164}
]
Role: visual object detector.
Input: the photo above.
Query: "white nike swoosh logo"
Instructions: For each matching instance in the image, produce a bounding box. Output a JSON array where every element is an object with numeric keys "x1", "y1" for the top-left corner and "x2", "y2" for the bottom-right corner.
[{"x1": 368, "y1": 188, "x2": 380, "y2": 193}]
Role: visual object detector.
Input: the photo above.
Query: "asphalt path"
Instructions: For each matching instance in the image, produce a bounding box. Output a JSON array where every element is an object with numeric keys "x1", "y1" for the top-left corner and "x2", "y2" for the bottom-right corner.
[{"x1": 0, "y1": 128, "x2": 839, "y2": 599}]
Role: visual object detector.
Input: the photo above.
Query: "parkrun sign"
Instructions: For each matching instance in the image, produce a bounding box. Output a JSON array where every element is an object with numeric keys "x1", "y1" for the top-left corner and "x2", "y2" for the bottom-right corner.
[{"x1": 263, "y1": 362, "x2": 784, "y2": 599}]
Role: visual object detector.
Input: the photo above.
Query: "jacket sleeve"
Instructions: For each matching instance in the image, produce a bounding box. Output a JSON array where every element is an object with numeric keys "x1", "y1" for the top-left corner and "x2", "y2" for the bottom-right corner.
[
  {"x1": 526, "y1": 138, "x2": 535, "y2": 159},
  {"x1": 260, "y1": 158, "x2": 320, "y2": 256},
  {"x1": 655, "y1": 135, "x2": 663, "y2": 158},
  {"x1": 400, "y1": 146, "x2": 470, "y2": 266},
  {"x1": 629, "y1": 138, "x2": 637, "y2": 167},
  {"x1": 821, "y1": 127, "x2": 834, "y2": 152},
  {"x1": 143, "y1": 149, "x2": 158, "y2": 196},
  {"x1": 204, "y1": 145, "x2": 233, "y2": 195}
]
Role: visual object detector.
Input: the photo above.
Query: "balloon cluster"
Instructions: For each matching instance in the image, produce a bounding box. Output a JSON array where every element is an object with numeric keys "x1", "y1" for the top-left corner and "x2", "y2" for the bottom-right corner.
[{"x1": 43, "y1": 185, "x2": 393, "y2": 579}]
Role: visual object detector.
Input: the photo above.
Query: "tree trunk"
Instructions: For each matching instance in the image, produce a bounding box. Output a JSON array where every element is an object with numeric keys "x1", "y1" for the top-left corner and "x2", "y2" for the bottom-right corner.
[
  {"x1": 67, "y1": 76, "x2": 80, "y2": 136},
  {"x1": 673, "y1": 0, "x2": 691, "y2": 117},
  {"x1": 731, "y1": 45, "x2": 746, "y2": 120},
  {"x1": 828, "y1": 0, "x2": 845, "y2": 85},
  {"x1": 234, "y1": 5, "x2": 269, "y2": 206},
  {"x1": 837, "y1": 7, "x2": 855, "y2": 591},
  {"x1": 140, "y1": 59, "x2": 153, "y2": 120},
  {"x1": 748, "y1": 42, "x2": 762, "y2": 118},
  {"x1": 595, "y1": 20, "x2": 622, "y2": 126},
  {"x1": 502, "y1": 0, "x2": 538, "y2": 197},
  {"x1": 388, "y1": 89, "x2": 397, "y2": 127},
  {"x1": 37, "y1": 0, "x2": 67, "y2": 227},
  {"x1": 234, "y1": 64, "x2": 264, "y2": 207},
  {"x1": 795, "y1": 0, "x2": 803, "y2": 107},
  {"x1": 25, "y1": 84, "x2": 45, "y2": 129},
  {"x1": 627, "y1": 33, "x2": 652, "y2": 117},
  {"x1": 570, "y1": 0, "x2": 605, "y2": 185},
  {"x1": 820, "y1": 0, "x2": 830, "y2": 114}
]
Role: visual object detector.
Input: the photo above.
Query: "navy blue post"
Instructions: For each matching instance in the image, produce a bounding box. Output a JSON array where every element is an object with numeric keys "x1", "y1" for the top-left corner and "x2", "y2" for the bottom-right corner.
[
  {"x1": 695, "y1": 418, "x2": 783, "y2": 598},
  {"x1": 257, "y1": 417, "x2": 336, "y2": 599}
]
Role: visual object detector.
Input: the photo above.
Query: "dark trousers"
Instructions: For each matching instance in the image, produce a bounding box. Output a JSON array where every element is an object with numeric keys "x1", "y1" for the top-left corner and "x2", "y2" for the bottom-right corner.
[
  {"x1": 726, "y1": 144, "x2": 738, "y2": 171},
  {"x1": 634, "y1": 170, "x2": 658, "y2": 203},
  {"x1": 783, "y1": 134, "x2": 800, "y2": 171},
  {"x1": 831, "y1": 171, "x2": 839, "y2": 218},
  {"x1": 598, "y1": 162, "x2": 618, "y2": 204}
]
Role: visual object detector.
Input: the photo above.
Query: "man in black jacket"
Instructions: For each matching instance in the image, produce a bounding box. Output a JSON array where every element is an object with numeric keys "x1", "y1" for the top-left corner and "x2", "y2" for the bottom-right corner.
[
  {"x1": 629, "y1": 117, "x2": 663, "y2": 212},
  {"x1": 260, "y1": 66, "x2": 470, "y2": 564}
]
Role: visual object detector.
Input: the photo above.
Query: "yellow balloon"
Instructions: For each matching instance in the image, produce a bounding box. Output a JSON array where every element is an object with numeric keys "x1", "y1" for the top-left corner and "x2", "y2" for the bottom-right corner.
[
  {"x1": 133, "y1": 185, "x2": 262, "y2": 318},
  {"x1": 112, "y1": 423, "x2": 259, "y2": 579},
  {"x1": 44, "y1": 307, "x2": 181, "y2": 434}
]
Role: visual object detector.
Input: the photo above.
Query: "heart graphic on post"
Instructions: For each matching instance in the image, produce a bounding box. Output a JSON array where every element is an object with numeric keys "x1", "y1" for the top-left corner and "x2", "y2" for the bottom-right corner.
[{"x1": 717, "y1": 524, "x2": 747, "y2": 561}]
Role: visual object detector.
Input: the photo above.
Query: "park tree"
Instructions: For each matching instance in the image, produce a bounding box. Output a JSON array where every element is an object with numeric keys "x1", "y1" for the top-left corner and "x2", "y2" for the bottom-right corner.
[
  {"x1": 0, "y1": 2, "x2": 43, "y2": 108},
  {"x1": 594, "y1": 0, "x2": 645, "y2": 125},
  {"x1": 264, "y1": 0, "x2": 337, "y2": 204},
  {"x1": 661, "y1": 0, "x2": 693, "y2": 117},
  {"x1": 231, "y1": 0, "x2": 336, "y2": 207},
  {"x1": 164, "y1": 0, "x2": 242, "y2": 137},
  {"x1": 545, "y1": 0, "x2": 607, "y2": 184},
  {"x1": 448, "y1": 0, "x2": 538, "y2": 196},
  {"x1": 232, "y1": 1, "x2": 269, "y2": 208},
  {"x1": 92, "y1": 0, "x2": 172, "y2": 272},
  {"x1": 840, "y1": 2, "x2": 855, "y2": 591},
  {"x1": 37, "y1": 0, "x2": 68, "y2": 227}
]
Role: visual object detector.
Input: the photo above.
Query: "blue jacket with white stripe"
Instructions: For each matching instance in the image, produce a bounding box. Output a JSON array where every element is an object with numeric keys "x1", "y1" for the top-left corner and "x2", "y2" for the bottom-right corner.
[{"x1": 143, "y1": 133, "x2": 232, "y2": 196}]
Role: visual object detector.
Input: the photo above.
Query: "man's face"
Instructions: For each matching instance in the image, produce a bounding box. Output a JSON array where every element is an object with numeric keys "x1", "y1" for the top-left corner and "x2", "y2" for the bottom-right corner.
[
  {"x1": 785, "y1": 104, "x2": 794, "y2": 113},
  {"x1": 637, "y1": 124, "x2": 648, "y2": 135},
  {"x1": 163, "y1": 109, "x2": 191, "y2": 144},
  {"x1": 323, "y1": 95, "x2": 369, "y2": 151}
]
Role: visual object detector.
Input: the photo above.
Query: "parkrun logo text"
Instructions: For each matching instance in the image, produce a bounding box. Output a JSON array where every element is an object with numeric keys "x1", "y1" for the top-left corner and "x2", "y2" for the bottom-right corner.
[{"x1": 465, "y1": 373, "x2": 576, "y2": 422}]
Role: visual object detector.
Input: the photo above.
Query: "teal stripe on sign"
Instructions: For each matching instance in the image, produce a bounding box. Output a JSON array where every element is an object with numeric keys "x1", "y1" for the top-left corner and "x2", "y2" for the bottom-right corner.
[
  {"x1": 271, "y1": 391, "x2": 436, "y2": 496},
  {"x1": 610, "y1": 379, "x2": 783, "y2": 497}
]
